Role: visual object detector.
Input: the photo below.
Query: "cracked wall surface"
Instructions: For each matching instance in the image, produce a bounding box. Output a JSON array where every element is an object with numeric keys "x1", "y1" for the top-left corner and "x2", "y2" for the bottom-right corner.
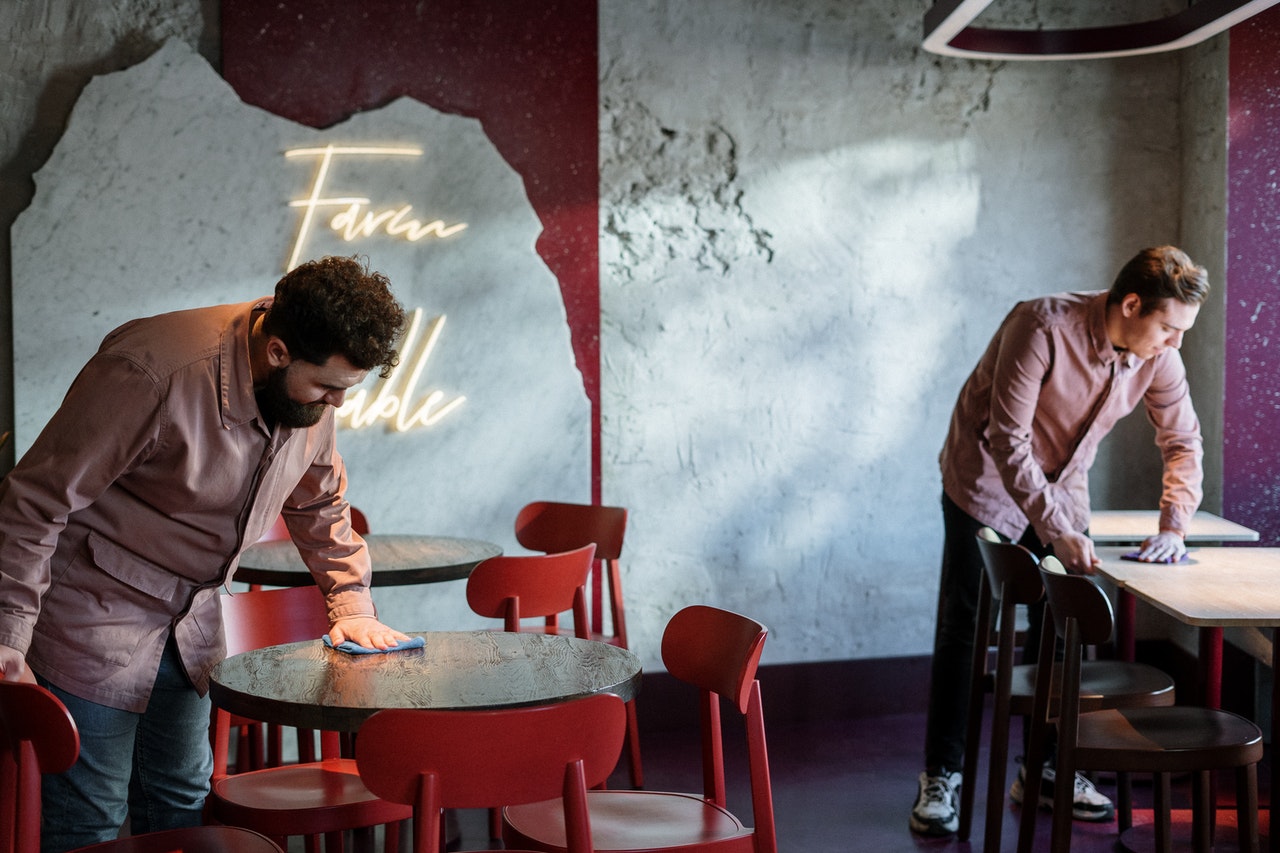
[{"x1": 599, "y1": 0, "x2": 1205, "y2": 665}]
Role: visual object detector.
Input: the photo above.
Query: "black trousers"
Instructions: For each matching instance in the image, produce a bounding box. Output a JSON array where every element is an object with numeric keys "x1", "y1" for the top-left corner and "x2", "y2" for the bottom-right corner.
[{"x1": 922, "y1": 493, "x2": 1056, "y2": 772}]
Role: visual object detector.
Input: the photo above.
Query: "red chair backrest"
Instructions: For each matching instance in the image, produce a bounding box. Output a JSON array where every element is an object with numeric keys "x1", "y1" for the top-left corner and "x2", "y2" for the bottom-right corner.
[
  {"x1": 514, "y1": 502, "x2": 626, "y2": 562},
  {"x1": 219, "y1": 585, "x2": 331, "y2": 656},
  {"x1": 257, "y1": 505, "x2": 369, "y2": 544},
  {"x1": 661, "y1": 604, "x2": 767, "y2": 714},
  {"x1": 0, "y1": 681, "x2": 80, "y2": 853},
  {"x1": 660, "y1": 605, "x2": 776, "y2": 850},
  {"x1": 356, "y1": 693, "x2": 625, "y2": 853},
  {"x1": 465, "y1": 545, "x2": 595, "y2": 636}
]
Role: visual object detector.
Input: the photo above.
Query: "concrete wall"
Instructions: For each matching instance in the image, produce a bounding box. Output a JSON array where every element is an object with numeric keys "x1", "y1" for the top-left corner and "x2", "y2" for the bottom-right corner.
[{"x1": 1, "y1": 1, "x2": 1231, "y2": 669}]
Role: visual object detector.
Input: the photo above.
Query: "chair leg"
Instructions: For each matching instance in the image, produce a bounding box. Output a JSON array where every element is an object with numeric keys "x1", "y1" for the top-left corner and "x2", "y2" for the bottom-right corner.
[
  {"x1": 958, "y1": 586, "x2": 993, "y2": 841},
  {"x1": 1190, "y1": 770, "x2": 1212, "y2": 853},
  {"x1": 1116, "y1": 770, "x2": 1132, "y2": 831},
  {"x1": 625, "y1": 698, "x2": 644, "y2": 788},
  {"x1": 1237, "y1": 763, "x2": 1259, "y2": 853},
  {"x1": 1153, "y1": 772, "x2": 1172, "y2": 853}
]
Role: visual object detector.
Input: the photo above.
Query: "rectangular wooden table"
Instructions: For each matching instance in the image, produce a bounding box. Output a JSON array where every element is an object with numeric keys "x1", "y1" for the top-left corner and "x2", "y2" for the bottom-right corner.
[
  {"x1": 1095, "y1": 547, "x2": 1280, "y2": 852},
  {"x1": 1090, "y1": 509, "x2": 1261, "y2": 545}
]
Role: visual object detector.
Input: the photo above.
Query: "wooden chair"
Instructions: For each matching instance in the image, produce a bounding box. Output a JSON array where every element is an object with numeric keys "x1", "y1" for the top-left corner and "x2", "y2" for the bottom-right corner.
[
  {"x1": 1031, "y1": 558, "x2": 1263, "y2": 853},
  {"x1": 960, "y1": 529, "x2": 1176, "y2": 853},
  {"x1": 465, "y1": 545, "x2": 596, "y2": 637},
  {"x1": 0, "y1": 680, "x2": 283, "y2": 853},
  {"x1": 355, "y1": 693, "x2": 627, "y2": 853},
  {"x1": 502, "y1": 604, "x2": 777, "y2": 853},
  {"x1": 514, "y1": 501, "x2": 643, "y2": 787},
  {"x1": 209, "y1": 586, "x2": 411, "y2": 852}
]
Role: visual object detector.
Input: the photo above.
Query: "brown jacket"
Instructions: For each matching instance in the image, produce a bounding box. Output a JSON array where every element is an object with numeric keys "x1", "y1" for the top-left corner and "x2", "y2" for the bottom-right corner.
[{"x1": 0, "y1": 299, "x2": 375, "y2": 711}]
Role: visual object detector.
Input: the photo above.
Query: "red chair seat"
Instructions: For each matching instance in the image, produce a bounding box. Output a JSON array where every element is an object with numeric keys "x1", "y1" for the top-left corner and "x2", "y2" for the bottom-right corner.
[
  {"x1": 506, "y1": 790, "x2": 752, "y2": 850},
  {"x1": 212, "y1": 758, "x2": 409, "y2": 833},
  {"x1": 73, "y1": 826, "x2": 283, "y2": 853}
]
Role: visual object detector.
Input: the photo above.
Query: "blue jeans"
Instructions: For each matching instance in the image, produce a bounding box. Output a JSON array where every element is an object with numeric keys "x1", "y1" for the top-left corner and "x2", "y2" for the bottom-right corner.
[
  {"x1": 923, "y1": 493, "x2": 1053, "y2": 772},
  {"x1": 38, "y1": 635, "x2": 213, "y2": 853}
]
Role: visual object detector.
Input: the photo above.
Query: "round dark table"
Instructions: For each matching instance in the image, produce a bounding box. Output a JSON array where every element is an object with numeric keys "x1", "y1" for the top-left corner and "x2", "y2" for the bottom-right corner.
[
  {"x1": 234, "y1": 533, "x2": 502, "y2": 588},
  {"x1": 208, "y1": 631, "x2": 643, "y2": 733}
]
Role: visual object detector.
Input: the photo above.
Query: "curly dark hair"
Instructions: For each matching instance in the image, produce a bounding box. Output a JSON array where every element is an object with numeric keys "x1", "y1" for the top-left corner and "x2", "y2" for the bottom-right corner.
[
  {"x1": 1107, "y1": 246, "x2": 1210, "y2": 316},
  {"x1": 262, "y1": 256, "x2": 406, "y2": 378}
]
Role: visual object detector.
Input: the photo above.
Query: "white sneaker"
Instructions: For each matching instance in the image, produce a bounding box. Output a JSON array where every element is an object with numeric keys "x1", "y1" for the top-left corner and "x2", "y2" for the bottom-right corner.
[
  {"x1": 909, "y1": 769, "x2": 962, "y2": 836},
  {"x1": 1009, "y1": 761, "x2": 1115, "y2": 822}
]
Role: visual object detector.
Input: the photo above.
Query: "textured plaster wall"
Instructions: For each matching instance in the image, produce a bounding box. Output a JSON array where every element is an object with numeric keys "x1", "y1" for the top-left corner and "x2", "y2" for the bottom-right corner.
[
  {"x1": 3, "y1": 1, "x2": 1231, "y2": 672},
  {"x1": 599, "y1": 2, "x2": 1198, "y2": 664}
]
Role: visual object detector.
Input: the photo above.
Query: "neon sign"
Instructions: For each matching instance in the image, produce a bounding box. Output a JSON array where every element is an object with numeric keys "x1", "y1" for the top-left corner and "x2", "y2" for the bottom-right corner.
[
  {"x1": 283, "y1": 143, "x2": 469, "y2": 433},
  {"x1": 336, "y1": 308, "x2": 466, "y2": 432},
  {"x1": 285, "y1": 144, "x2": 468, "y2": 271}
]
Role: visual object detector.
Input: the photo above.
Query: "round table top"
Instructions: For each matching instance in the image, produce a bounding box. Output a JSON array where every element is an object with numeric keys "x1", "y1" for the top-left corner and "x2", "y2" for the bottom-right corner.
[
  {"x1": 209, "y1": 630, "x2": 643, "y2": 732},
  {"x1": 234, "y1": 533, "x2": 502, "y2": 587}
]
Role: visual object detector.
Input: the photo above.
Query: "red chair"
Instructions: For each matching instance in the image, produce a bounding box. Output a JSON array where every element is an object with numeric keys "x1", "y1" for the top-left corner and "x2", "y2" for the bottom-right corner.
[
  {"x1": 0, "y1": 680, "x2": 283, "y2": 853},
  {"x1": 502, "y1": 604, "x2": 777, "y2": 853},
  {"x1": 208, "y1": 586, "x2": 411, "y2": 852},
  {"x1": 465, "y1": 545, "x2": 596, "y2": 637},
  {"x1": 514, "y1": 502, "x2": 643, "y2": 787},
  {"x1": 355, "y1": 693, "x2": 627, "y2": 853}
]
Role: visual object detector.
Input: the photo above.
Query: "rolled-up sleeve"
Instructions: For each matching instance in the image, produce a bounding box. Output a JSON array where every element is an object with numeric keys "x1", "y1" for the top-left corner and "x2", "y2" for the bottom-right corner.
[{"x1": 1144, "y1": 352, "x2": 1203, "y2": 535}]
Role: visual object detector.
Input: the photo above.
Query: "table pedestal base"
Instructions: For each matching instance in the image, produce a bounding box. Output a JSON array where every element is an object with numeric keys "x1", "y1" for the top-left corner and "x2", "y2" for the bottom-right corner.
[{"x1": 1116, "y1": 809, "x2": 1269, "y2": 853}]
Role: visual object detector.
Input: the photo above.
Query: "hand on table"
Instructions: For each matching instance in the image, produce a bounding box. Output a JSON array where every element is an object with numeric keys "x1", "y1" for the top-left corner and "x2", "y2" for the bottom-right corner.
[
  {"x1": 1132, "y1": 530, "x2": 1187, "y2": 564},
  {"x1": 0, "y1": 644, "x2": 36, "y2": 683},
  {"x1": 328, "y1": 617, "x2": 411, "y2": 651},
  {"x1": 1050, "y1": 530, "x2": 1101, "y2": 575}
]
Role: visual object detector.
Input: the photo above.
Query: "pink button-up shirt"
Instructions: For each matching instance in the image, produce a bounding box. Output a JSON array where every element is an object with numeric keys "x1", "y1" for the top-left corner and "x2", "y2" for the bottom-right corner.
[
  {"x1": 0, "y1": 299, "x2": 376, "y2": 711},
  {"x1": 940, "y1": 291, "x2": 1203, "y2": 546}
]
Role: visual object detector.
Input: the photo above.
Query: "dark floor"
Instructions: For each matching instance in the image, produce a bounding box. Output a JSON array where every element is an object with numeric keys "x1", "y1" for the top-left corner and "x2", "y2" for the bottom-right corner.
[{"x1": 444, "y1": 708, "x2": 1271, "y2": 853}]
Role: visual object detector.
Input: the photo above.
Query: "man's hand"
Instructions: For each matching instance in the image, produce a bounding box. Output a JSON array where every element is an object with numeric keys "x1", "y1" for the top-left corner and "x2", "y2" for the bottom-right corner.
[
  {"x1": 1133, "y1": 530, "x2": 1187, "y2": 564},
  {"x1": 0, "y1": 644, "x2": 36, "y2": 683},
  {"x1": 1050, "y1": 530, "x2": 1101, "y2": 575},
  {"x1": 328, "y1": 617, "x2": 412, "y2": 651}
]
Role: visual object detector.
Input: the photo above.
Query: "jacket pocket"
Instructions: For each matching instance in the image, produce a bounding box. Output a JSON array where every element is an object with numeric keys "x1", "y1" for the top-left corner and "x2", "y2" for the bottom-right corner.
[{"x1": 84, "y1": 530, "x2": 187, "y2": 603}]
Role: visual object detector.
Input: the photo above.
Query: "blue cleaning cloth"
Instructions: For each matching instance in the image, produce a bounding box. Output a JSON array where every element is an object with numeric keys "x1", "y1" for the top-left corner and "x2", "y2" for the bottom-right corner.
[
  {"x1": 1120, "y1": 551, "x2": 1190, "y2": 564},
  {"x1": 322, "y1": 635, "x2": 426, "y2": 655}
]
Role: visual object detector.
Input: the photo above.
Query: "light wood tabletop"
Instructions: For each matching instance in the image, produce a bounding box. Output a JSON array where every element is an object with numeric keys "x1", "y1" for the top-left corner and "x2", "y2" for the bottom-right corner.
[{"x1": 1090, "y1": 509, "x2": 1260, "y2": 544}]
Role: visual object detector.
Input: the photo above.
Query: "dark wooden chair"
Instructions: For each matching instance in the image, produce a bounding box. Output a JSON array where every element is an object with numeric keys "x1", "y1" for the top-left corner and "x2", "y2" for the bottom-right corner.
[
  {"x1": 1032, "y1": 558, "x2": 1262, "y2": 853},
  {"x1": 960, "y1": 528, "x2": 1176, "y2": 853}
]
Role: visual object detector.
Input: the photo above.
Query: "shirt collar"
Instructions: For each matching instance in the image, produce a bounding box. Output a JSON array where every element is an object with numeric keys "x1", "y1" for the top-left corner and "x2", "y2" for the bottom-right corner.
[
  {"x1": 220, "y1": 298, "x2": 271, "y2": 429},
  {"x1": 1088, "y1": 291, "x2": 1136, "y2": 370}
]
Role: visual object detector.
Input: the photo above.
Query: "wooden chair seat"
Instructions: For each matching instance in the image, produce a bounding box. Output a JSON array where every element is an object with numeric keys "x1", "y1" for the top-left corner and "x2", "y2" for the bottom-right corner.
[
  {"x1": 1075, "y1": 706, "x2": 1264, "y2": 771},
  {"x1": 506, "y1": 789, "x2": 750, "y2": 850}
]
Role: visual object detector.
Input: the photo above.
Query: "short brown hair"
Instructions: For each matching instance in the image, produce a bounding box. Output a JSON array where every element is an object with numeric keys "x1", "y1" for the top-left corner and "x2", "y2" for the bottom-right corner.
[
  {"x1": 1107, "y1": 246, "x2": 1209, "y2": 315},
  {"x1": 263, "y1": 256, "x2": 406, "y2": 378}
]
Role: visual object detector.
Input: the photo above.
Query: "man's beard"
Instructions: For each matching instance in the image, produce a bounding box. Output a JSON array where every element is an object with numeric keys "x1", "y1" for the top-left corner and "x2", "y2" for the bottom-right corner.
[{"x1": 256, "y1": 364, "x2": 327, "y2": 429}]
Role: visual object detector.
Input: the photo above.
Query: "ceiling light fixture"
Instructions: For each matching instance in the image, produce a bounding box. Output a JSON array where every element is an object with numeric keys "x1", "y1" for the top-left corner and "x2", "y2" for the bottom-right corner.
[{"x1": 923, "y1": 0, "x2": 1280, "y2": 60}]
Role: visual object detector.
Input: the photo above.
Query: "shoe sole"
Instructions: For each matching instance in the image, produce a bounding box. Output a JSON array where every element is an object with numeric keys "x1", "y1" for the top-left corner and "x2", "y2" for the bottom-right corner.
[{"x1": 908, "y1": 815, "x2": 959, "y2": 837}]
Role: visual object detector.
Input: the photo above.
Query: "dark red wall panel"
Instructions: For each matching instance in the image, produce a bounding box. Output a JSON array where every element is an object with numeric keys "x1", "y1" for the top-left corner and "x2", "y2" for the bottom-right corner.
[{"x1": 1226, "y1": 6, "x2": 1280, "y2": 544}]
